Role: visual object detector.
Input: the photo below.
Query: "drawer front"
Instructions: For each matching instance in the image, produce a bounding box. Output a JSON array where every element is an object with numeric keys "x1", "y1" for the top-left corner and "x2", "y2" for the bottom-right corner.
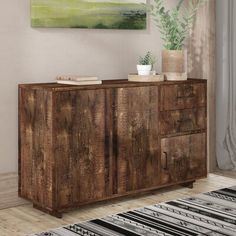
[
  {"x1": 160, "y1": 83, "x2": 206, "y2": 111},
  {"x1": 159, "y1": 108, "x2": 206, "y2": 135}
]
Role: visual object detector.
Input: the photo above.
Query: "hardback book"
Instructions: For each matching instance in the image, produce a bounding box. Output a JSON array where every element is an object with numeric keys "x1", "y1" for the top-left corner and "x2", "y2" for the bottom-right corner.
[
  {"x1": 57, "y1": 80, "x2": 102, "y2": 86},
  {"x1": 56, "y1": 75, "x2": 98, "y2": 81}
]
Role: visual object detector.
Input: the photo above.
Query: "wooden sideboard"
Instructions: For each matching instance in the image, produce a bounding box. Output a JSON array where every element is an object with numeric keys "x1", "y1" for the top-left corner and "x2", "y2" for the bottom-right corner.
[{"x1": 18, "y1": 79, "x2": 207, "y2": 217}]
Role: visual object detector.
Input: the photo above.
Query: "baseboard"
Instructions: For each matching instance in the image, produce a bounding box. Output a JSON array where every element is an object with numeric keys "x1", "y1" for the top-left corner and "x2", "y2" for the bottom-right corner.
[{"x1": 213, "y1": 169, "x2": 236, "y2": 179}]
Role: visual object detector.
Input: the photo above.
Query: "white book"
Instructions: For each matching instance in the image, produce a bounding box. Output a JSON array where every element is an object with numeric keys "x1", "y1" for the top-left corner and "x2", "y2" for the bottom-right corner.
[
  {"x1": 56, "y1": 76, "x2": 98, "y2": 81},
  {"x1": 57, "y1": 80, "x2": 102, "y2": 86}
]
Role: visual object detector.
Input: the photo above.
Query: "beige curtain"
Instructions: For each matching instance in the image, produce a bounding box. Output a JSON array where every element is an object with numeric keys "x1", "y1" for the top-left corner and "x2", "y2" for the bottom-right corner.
[{"x1": 216, "y1": 0, "x2": 236, "y2": 170}]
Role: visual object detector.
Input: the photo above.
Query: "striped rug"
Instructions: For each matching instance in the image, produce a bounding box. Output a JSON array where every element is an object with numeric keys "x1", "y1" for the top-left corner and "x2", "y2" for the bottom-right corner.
[{"x1": 32, "y1": 186, "x2": 236, "y2": 236}]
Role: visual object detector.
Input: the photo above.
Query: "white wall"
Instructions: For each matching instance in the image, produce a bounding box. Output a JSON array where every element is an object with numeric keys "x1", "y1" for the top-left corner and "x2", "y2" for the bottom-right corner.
[{"x1": 0, "y1": 0, "x2": 178, "y2": 174}]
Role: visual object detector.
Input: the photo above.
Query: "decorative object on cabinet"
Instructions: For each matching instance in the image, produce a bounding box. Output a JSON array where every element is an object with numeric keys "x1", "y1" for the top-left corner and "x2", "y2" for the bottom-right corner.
[
  {"x1": 56, "y1": 76, "x2": 99, "y2": 81},
  {"x1": 57, "y1": 80, "x2": 102, "y2": 86},
  {"x1": 19, "y1": 78, "x2": 207, "y2": 218},
  {"x1": 148, "y1": 0, "x2": 205, "y2": 80},
  {"x1": 56, "y1": 75, "x2": 102, "y2": 85},
  {"x1": 128, "y1": 73, "x2": 164, "y2": 82},
  {"x1": 31, "y1": 0, "x2": 147, "y2": 29},
  {"x1": 136, "y1": 51, "x2": 156, "y2": 76},
  {"x1": 162, "y1": 49, "x2": 187, "y2": 81}
]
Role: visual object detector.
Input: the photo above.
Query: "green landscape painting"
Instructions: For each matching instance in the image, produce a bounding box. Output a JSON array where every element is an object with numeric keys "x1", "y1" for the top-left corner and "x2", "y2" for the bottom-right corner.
[{"x1": 31, "y1": 0, "x2": 147, "y2": 29}]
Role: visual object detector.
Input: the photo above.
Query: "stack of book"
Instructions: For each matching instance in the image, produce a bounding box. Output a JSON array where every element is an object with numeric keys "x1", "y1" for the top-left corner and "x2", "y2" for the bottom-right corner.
[{"x1": 56, "y1": 76, "x2": 102, "y2": 85}]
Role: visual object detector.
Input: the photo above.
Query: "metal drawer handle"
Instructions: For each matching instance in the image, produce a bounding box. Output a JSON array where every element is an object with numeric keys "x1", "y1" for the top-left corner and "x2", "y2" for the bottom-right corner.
[
  {"x1": 163, "y1": 152, "x2": 168, "y2": 170},
  {"x1": 176, "y1": 85, "x2": 194, "y2": 99},
  {"x1": 176, "y1": 95, "x2": 195, "y2": 99},
  {"x1": 177, "y1": 118, "x2": 192, "y2": 123}
]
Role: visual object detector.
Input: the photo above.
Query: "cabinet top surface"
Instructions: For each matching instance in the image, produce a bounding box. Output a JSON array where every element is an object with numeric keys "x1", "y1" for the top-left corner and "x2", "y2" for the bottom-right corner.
[{"x1": 19, "y1": 79, "x2": 206, "y2": 91}]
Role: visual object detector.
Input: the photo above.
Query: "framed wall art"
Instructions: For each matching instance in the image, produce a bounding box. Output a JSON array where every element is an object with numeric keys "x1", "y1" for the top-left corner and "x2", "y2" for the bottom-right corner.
[{"x1": 31, "y1": 0, "x2": 147, "y2": 29}]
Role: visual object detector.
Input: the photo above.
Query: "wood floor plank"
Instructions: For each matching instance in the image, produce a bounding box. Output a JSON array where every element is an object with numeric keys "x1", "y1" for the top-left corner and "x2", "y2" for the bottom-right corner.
[
  {"x1": 0, "y1": 173, "x2": 235, "y2": 236},
  {"x1": 0, "y1": 173, "x2": 29, "y2": 210}
]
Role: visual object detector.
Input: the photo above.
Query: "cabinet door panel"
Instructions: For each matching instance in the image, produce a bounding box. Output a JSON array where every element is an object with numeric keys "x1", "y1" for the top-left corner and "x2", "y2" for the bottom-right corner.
[
  {"x1": 161, "y1": 133, "x2": 206, "y2": 185},
  {"x1": 114, "y1": 87, "x2": 160, "y2": 194},
  {"x1": 54, "y1": 89, "x2": 110, "y2": 207},
  {"x1": 19, "y1": 88, "x2": 54, "y2": 209}
]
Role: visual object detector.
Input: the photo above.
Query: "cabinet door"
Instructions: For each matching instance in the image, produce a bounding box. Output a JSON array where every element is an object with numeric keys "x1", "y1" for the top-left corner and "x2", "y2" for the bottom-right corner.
[
  {"x1": 54, "y1": 89, "x2": 110, "y2": 207},
  {"x1": 113, "y1": 87, "x2": 160, "y2": 194},
  {"x1": 160, "y1": 133, "x2": 206, "y2": 185}
]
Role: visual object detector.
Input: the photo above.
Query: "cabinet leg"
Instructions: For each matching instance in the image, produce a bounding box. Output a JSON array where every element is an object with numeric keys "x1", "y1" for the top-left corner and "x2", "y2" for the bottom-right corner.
[
  {"x1": 180, "y1": 181, "x2": 195, "y2": 189},
  {"x1": 33, "y1": 203, "x2": 63, "y2": 218}
]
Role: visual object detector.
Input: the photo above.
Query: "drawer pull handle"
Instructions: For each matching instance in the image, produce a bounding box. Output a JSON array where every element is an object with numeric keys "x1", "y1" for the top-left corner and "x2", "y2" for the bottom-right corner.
[
  {"x1": 176, "y1": 95, "x2": 195, "y2": 99},
  {"x1": 176, "y1": 85, "x2": 194, "y2": 99},
  {"x1": 163, "y1": 152, "x2": 168, "y2": 170},
  {"x1": 177, "y1": 118, "x2": 192, "y2": 123}
]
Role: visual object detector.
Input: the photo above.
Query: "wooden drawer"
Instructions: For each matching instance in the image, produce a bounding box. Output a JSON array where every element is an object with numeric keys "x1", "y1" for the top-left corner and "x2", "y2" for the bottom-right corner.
[
  {"x1": 159, "y1": 108, "x2": 206, "y2": 135},
  {"x1": 160, "y1": 83, "x2": 206, "y2": 111}
]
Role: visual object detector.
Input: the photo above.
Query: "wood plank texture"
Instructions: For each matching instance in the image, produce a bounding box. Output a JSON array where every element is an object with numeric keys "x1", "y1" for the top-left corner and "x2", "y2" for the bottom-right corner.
[
  {"x1": 19, "y1": 88, "x2": 54, "y2": 211},
  {"x1": 115, "y1": 86, "x2": 159, "y2": 193},
  {"x1": 18, "y1": 79, "x2": 206, "y2": 91},
  {"x1": 161, "y1": 133, "x2": 207, "y2": 185},
  {"x1": 18, "y1": 79, "x2": 207, "y2": 217},
  {"x1": 0, "y1": 173, "x2": 28, "y2": 210},
  {"x1": 159, "y1": 108, "x2": 206, "y2": 135},
  {"x1": 54, "y1": 89, "x2": 109, "y2": 207},
  {"x1": 160, "y1": 83, "x2": 206, "y2": 111}
]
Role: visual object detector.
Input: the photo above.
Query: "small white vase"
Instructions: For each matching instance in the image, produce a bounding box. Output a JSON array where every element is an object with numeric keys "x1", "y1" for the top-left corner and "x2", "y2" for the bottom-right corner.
[{"x1": 137, "y1": 65, "x2": 152, "y2": 76}]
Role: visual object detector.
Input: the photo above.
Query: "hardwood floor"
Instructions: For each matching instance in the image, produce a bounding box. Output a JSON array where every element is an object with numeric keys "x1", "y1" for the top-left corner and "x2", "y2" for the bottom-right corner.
[
  {"x1": 0, "y1": 173, "x2": 235, "y2": 236},
  {"x1": 0, "y1": 173, "x2": 28, "y2": 210}
]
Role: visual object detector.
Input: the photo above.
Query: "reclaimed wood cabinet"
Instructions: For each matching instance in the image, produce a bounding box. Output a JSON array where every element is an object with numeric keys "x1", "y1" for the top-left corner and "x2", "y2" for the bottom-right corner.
[{"x1": 19, "y1": 79, "x2": 207, "y2": 217}]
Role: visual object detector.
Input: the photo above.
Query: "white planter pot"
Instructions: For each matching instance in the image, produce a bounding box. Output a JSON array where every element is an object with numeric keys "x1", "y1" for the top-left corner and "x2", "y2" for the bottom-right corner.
[{"x1": 137, "y1": 65, "x2": 152, "y2": 76}]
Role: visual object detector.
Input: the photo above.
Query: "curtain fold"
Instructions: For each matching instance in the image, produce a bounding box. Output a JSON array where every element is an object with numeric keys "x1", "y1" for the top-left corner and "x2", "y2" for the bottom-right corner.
[{"x1": 216, "y1": 0, "x2": 236, "y2": 170}]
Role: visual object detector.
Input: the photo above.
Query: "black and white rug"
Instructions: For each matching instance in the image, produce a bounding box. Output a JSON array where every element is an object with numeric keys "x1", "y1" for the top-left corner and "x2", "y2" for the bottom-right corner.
[{"x1": 32, "y1": 186, "x2": 236, "y2": 236}]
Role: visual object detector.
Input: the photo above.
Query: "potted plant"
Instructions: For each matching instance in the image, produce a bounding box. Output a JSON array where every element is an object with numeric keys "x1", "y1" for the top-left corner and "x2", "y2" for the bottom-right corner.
[
  {"x1": 149, "y1": 0, "x2": 205, "y2": 80},
  {"x1": 137, "y1": 51, "x2": 156, "y2": 76}
]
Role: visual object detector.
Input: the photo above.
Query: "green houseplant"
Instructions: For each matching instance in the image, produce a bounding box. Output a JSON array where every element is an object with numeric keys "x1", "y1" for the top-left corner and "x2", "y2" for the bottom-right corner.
[
  {"x1": 137, "y1": 51, "x2": 156, "y2": 75},
  {"x1": 149, "y1": 0, "x2": 205, "y2": 80}
]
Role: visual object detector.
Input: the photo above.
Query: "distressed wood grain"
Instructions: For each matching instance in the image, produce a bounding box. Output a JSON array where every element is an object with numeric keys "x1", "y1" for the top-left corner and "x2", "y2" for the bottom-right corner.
[
  {"x1": 114, "y1": 86, "x2": 160, "y2": 193},
  {"x1": 18, "y1": 79, "x2": 207, "y2": 217},
  {"x1": 160, "y1": 83, "x2": 206, "y2": 111},
  {"x1": 161, "y1": 133, "x2": 207, "y2": 185},
  {"x1": 19, "y1": 88, "x2": 54, "y2": 211},
  {"x1": 54, "y1": 89, "x2": 109, "y2": 207},
  {"x1": 159, "y1": 108, "x2": 206, "y2": 135}
]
